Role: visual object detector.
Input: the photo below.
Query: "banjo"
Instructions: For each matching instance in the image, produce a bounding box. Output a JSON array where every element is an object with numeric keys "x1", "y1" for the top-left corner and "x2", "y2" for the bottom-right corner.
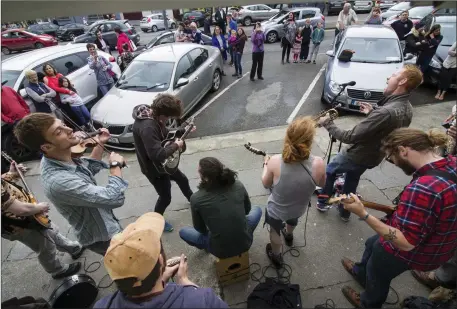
[{"x1": 153, "y1": 117, "x2": 195, "y2": 175}]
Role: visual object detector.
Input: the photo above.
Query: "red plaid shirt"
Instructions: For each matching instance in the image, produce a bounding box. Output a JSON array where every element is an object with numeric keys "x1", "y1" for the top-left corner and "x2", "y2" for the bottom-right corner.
[{"x1": 381, "y1": 156, "x2": 457, "y2": 271}]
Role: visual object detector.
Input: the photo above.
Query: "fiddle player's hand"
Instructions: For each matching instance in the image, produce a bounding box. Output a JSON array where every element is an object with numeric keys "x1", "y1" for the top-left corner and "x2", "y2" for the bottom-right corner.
[
  {"x1": 163, "y1": 260, "x2": 180, "y2": 283},
  {"x1": 175, "y1": 139, "x2": 184, "y2": 149},
  {"x1": 317, "y1": 114, "x2": 331, "y2": 127},
  {"x1": 176, "y1": 254, "x2": 194, "y2": 286},
  {"x1": 73, "y1": 131, "x2": 87, "y2": 141},
  {"x1": 360, "y1": 102, "x2": 373, "y2": 115},
  {"x1": 109, "y1": 152, "x2": 126, "y2": 166},
  {"x1": 448, "y1": 125, "x2": 456, "y2": 139},
  {"x1": 97, "y1": 128, "x2": 111, "y2": 144},
  {"x1": 36, "y1": 202, "x2": 51, "y2": 214},
  {"x1": 341, "y1": 193, "x2": 367, "y2": 218}
]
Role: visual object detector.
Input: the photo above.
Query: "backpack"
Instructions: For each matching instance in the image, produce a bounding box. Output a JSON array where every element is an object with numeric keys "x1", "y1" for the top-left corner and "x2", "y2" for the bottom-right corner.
[
  {"x1": 402, "y1": 295, "x2": 457, "y2": 309},
  {"x1": 247, "y1": 278, "x2": 302, "y2": 309}
]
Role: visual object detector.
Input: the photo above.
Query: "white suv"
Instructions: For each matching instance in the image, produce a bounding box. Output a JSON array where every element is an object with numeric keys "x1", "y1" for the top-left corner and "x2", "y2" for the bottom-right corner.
[
  {"x1": 1, "y1": 43, "x2": 121, "y2": 112},
  {"x1": 140, "y1": 14, "x2": 177, "y2": 32}
]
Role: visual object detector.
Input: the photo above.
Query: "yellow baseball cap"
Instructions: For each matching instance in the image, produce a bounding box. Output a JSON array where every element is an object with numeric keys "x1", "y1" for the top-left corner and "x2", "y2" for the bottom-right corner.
[{"x1": 104, "y1": 212, "x2": 165, "y2": 284}]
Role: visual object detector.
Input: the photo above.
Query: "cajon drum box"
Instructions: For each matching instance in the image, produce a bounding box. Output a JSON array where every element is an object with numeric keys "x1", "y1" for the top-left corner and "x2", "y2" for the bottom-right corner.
[{"x1": 215, "y1": 251, "x2": 250, "y2": 287}]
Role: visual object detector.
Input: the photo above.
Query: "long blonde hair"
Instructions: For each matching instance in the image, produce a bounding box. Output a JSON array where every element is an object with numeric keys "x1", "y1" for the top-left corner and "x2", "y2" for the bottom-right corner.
[
  {"x1": 283, "y1": 117, "x2": 316, "y2": 163},
  {"x1": 381, "y1": 128, "x2": 448, "y2": 154}
]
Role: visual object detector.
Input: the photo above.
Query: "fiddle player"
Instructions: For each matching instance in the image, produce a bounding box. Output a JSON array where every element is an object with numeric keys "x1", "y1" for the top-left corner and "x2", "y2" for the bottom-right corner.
[
  {"x1": 316, "y1": 64, "x2": 423, "y2": 221},
  {"x1": 1, "y1": 161, "x2": 83, "y2": 279},
  {"x1": 14, "y1": 113, "x2": 128, "y2": 256},
  {"x1": 339, "y1": 127, "x2": 457, "y2": 308},
  {"x1": 132, "y1": 94, "x2": 195, "y2": 233}
]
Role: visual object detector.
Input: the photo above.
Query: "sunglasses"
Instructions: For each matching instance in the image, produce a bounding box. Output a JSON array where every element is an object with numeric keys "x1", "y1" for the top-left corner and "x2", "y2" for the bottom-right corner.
[{"x1": 385, "y1": 152, "x2": 394, "y2": 164}]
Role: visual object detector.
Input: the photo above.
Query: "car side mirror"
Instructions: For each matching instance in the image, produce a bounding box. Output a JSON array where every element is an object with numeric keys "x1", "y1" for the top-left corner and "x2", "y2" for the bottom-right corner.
[
  {"x1": 175, "y1": 78, "x2": 189, "y2": 88},
  {"x1": 326, "y1": 50, "x2": 334, "y2": 57},
  {"x1": 19, "y1": 89, "x2": 28, "y2": 98},
  {"x1": 404, "y1": 53, "x2": 414, "y2": 61}
]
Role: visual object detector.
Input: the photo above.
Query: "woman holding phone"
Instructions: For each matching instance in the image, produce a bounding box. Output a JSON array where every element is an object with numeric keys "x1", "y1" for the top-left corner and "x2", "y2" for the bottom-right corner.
[{"x1": 250, "y1": 22, "x2": 265, "y2": 81}]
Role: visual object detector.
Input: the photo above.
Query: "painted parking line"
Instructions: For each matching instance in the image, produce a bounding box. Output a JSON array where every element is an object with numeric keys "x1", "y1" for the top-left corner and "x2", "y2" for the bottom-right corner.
[
  {"x1": 286, "y1": 63, "x2": 327, "y2": 124},
  {"x1": 193, "y1": 71, "x2": 251, "y2": 118}
]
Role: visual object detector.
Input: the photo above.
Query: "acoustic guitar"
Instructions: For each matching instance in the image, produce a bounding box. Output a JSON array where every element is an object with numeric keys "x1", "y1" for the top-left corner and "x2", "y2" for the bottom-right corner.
[
  {"x1": 328, "y1": 195, "x2": 396, "y2": 215},
  {"x1": 1, "y1": 151, "x2": 51, "y2": 228}
]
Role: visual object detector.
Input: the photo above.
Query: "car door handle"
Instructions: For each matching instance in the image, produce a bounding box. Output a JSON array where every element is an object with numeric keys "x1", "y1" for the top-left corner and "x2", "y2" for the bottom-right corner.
[
  {"x1": 208, "y1": 63, "x2": 213, "y2": 67},
  {"x1": 194, "y1": 77, "x2": 199, "y2": 81}
]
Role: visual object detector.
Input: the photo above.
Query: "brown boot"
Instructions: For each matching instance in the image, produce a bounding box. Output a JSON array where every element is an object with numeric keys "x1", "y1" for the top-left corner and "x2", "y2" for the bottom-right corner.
[
  {"x1": 342, "y1": 286, "x2": 361, "y2": 308},
  {"x1": 342, "y1": 257, "x2": 365, "y2": 287},
  {"x1": 411, "y1": 270, "x2": 439, "y2": 289}
]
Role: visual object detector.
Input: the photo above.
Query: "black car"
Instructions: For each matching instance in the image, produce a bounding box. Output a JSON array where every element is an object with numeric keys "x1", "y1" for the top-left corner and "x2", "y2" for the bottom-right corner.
[
  {"x1": 73, "y1": 19, "x2": 140, "y2": 49},
  {"x1": 56, "y1": 23, "x2": 87, "y2": 41},
  {"x1": 183, "y1": 11, "x2": 206, "y2": 27},
  {"x1": 27, "y1": 22, "x2": 59, "y2": 37}
]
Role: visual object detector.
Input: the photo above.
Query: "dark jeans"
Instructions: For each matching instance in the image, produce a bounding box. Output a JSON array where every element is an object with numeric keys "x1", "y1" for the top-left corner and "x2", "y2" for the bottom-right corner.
[
  {"x1": 300, "y1": 41, "x2": 310, "y2": 60},
  {"x1": 417, "y1": 55, "x2": 433, "y2": 73},
  {"x1": 281, "y1": 41, "x2": 292, "y2": 62},
  {"x1": 335, "y1": 28, "x2": 340, "y2": 37},
  {"x1": 99, "y1": 82, "x2": 114, "y2": 96},
  {"x1": 319, "y1": 153, "x2": 370, "y2": 219},
  {"x1": 59, "y1": 103, "x2": 83, "y2": 128},
  {"x1": 250, "y1": 51, "x2": 264, "y2": 79},
  {"x1": 86, "y1": 240, "x2": 111, "y2": 256},
  {"x1": 145, "y1": 169, "x2": 193, "y2": 215},
  {"x1": 70, "y1": 105, "x2": 91, "y2": 125},
  {"x1": 234, "y1": 52, "x2": 243, "y2": 75},
  {"x1": 353, "y1": 235, "x2": 410, "y2": 308},
  {"x1": 439, "y1": 67, "x2": 457, "y2": 91}
]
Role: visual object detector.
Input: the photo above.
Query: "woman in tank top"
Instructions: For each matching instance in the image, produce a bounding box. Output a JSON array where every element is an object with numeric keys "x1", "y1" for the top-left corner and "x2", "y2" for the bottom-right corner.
[{"x1": 261, "y1": 116, "x2": 326, "y2": 268}]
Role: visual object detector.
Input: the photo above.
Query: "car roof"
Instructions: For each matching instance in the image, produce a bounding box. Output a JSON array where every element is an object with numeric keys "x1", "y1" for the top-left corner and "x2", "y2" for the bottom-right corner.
[
  {"x1": 136, "y1": 43, "x2": 202, "y2": 62},
  {"x1": 345, "y1": 25, "x2": 398, "y2": 39},
  {"x1": 433, "y1": 15, "x2": 457, "y2": 23},
  {"x1": 290, "y1": 7, "x2": 320, "y2": 12},
  {"x1": 2, "y1": 44, "x2": 89, "y2": 71}
]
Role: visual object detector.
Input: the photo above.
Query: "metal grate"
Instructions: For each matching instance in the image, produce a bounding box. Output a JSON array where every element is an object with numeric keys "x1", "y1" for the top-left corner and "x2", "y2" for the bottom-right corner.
[
  {"x1": 107, "y1": 126, "x2": 126, "y2": 135},
  {"x1": 347, "y1": 88, "x2": 384, "y2": 101}
]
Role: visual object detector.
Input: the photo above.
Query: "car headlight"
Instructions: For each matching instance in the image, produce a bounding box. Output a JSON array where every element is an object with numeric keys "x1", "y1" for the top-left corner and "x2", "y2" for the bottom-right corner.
[
  {"x1": 329, "y1": 80, "x2": 342, "y2": 93},
  {"x1": 429, "y1": 57, "x2": 442, "y2": 69},
  {"x1": 127, "y1": 124, "x2": 134, "y2": 132}
]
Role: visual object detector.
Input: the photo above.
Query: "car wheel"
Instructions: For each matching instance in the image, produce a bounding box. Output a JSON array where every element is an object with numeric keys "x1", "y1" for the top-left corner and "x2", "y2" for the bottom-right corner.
[
  {"x1": 142, "y1": 29, "x2": 148, "y2": 33},
  {"x1": 266, "y1": 31, "x2": 278, "y2": 44},
  {"x1": 243, "y1": 17, "x2": 252, "y2": 26},
  {"x1": 152, "y1": 25, "x2": 158, "y2": 32},
  {"x1": 69, "y1": 33, "x2": 76, "y2": 40},
  {"x1": 170, "y1": 23, "x2": 176, "y2": 29},
  {"x1": 1, "y1": 47, "x2": 10, "y2": 55},
  {"x1": 3, "y1": 132, "x2": 37, "y2": 162},
  {"x1": 211, "y1": 69, "x2": 221, "y2": 92},
  {"x1": 35, "y1": 42, "x2": 44, "y2": 49}
]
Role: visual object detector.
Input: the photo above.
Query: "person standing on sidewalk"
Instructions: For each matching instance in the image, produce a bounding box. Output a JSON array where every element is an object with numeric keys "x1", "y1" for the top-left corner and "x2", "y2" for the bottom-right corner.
[
  {"x1": 335, "y1": 3, "x2": 358, "y2": 37},
  {"x1": 179, "y1": 158, "x2": 262, "y2": 258},
  {"x1": 230, "y1": 28, "x2": 247, "y2": 78},
  {"x1": 87, "y1": 43, "x2": 115, "y2": 96},
  {"x1": 203, "y1": 14, "x2": 212, "y2": 36},
  {"x1": 226, "y1": 14, "x2": 238, "y2": 65},
  {"x1": 435, "y1": 42, "x2": 456, "y2": 101},
  {"x1": 212, "y1": 26, "x2": 228, "y2": 63},
  {"x1": 131, "y1": 94, "x2": 195, "y2": 233},
  {"x1": 250, "y1": 22, "x2": 265, "y2": 81},
  {"x1": 261, "y1": 117, "x2": 326, "y2": 268},
  {"x1": 416, "y1": 24, "x2": 443, "y2": 73},
  {"x1": 339, "y1": 127, "x2": 457, "y2": 308},
  {"x1": 281, "y1": 12, "x2": 297, "y2": 64},
  {"x1": 215, "y1": 7, "x2": 226, "y2": 35},
  {"x1": 292, "y1": 28, "x2": 303, "y2": 63},
  {"x1": 13, "y1": 113, "x2": 128, "y2": 256},
  {"x1": 300, "y1": 19, "x2": 313, "y2": 63},
  {"x1": 316, "y1": 65, "x2": 423, "y2": 221},
  {"x1": 391, "y1": 11, "x2": 413, "y2": 53},
  {"x1": 307, "y1": 22, "x2": 324, "y2": 64},
  {"x1": 94, "y1": 30, "x2": 111, "y2": 54}
]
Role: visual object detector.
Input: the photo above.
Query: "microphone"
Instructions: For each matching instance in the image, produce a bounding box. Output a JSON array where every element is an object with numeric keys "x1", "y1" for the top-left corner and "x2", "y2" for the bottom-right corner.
[{"x1": 341, "y1": 81, "x2": 356, "y2": 87}]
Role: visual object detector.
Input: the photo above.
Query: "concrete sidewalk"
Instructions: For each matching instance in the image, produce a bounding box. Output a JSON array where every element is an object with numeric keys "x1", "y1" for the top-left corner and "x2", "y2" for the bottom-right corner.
[{"x1": 1, "y1": 101, "x2": 454, "y2": 307}]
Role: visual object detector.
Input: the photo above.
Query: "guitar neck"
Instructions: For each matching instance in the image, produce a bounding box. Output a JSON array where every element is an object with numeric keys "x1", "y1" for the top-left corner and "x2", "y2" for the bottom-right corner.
[{"x1": 362, "y1": 200, "x2": 396, "y2": 215}]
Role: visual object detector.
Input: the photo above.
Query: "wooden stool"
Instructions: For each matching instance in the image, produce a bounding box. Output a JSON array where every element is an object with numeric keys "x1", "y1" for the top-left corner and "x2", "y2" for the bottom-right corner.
[{"x1": 215, "y1": 251, "x2": 250, "y2": 287}]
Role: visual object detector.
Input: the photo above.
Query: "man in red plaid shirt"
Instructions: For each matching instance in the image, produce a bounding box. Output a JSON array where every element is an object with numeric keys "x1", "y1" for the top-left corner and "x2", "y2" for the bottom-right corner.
[{"x1": 338, "y1": 127, "x2": 457, "y2": 308}]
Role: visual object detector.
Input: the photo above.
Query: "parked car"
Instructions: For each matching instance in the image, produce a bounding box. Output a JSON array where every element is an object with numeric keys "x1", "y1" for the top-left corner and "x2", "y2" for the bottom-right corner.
[
  {"x1": 419, "y1": 14, "x2": 456, "y2": 88},
  {"x1": 237, "y1": 4, "x2": 279, "y2": 26},
  {"x1": 1, "y1": 29, "x2": 58, "y2": 55},
  {"x1": 383, "y1": 6, "x2": 434, "y2": 26},
  {"x1": 140, "y1": 14, "x2": 177, "y2": 32},
  {"x1": 377, "y1": 1, "x2": 398, "y2": 11},
  {"x1": 183, "y1": 11, "x2": 206, "y2": 27},
  {"x1": 328, "y1": 1, "x2": 352, "y2": 15},
  {"x1": 73, "y1": 19, "x2": 140, "y2": 49},
  {"x1": 27, "y1": 22, "x2": 60, "y2": 37},
  {"x1": 381, "y1": 2, "x2": 412, "y2": 21},
  {"x1": 56, "y1": 23, "x2": 87, "y2": 41},
  {"x1": 262, "y1": 7, "x2": 325, "y2": 44},
  {"x1": 91, "y1": 43, "x2": 223, "y2": 150},
  {"x1": 353, "y1": 1, "x2": 372, "y2": 13},
  {"x1": 1, "y1": 44, "x2": 121, "y2": 160},
  {"x1": 322, "y1": 25, "x2": 414, "y2": 112}
]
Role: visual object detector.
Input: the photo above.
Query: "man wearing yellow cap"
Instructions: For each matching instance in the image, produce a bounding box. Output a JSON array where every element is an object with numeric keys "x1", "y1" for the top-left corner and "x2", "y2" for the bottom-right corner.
[{"x1": 94, "y1": 212, "x2": 229, "y2": 308}]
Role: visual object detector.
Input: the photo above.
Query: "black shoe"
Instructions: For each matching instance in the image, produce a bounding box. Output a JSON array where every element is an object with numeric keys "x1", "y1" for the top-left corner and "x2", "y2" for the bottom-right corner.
[
  {"x1": 71, "y1": 246, "x2": 85, "y2": 260},
  {"x1": 232, "y1": 73, "x2": 238, "y2": 77},
  {"x1": 338, "y1": 204, "x2": 351, "y2": 222},
  {"x1": 313, "y1": 60, "x2": 316, "y2": 64},
  {"x1": 52, "y1": 262, "x2": 81, "y2": 279},
  {"x1": 266, "y1": 243, "x2": 283, "y2": 269},
  {"x1": 258, "y1": 76, "x2": 264, "y2": 80},
  {"x1": 250, "y1": 78, "x2": 255, "y2": 81},
  {"x1": 286, "y1": 60, "x2": 290, "y2": 63},
  {"x1": 282, "y1": 229, "x2": 294, "y2": 247},
  {"x1": 237, "y1": 74, "x2": 242, "y2": 78}
]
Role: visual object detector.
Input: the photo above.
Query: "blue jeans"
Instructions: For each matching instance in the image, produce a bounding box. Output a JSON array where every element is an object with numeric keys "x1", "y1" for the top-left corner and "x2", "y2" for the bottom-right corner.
[
  {"x1": 318, "y1": 153, "x2": 371, "y2": 219},
  {"x1": 179, "y1": 206, "x2": 262, "y2": 252},
  {"x1": 353, "y1": 235, "x2": 410, "y2": 308},
  {"x1": 234, "y1": 52, "x2": 243, "y2": 75},
  {"x1": 99, "y1": 82, "x2": 114, "y2": 96},
  {"x1": 70, "y1": 105, "x2": 91, "y2": 125}
]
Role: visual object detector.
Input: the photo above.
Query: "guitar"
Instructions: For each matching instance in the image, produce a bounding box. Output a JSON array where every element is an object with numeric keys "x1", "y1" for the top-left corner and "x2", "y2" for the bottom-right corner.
[
  {"x1": 153, "y1": 117, "x2": 195, "y2": 175},
  {"x1": 1, "y1": 151, "x2": 51, "y2": 228},
  {"x1": 327, "y1": 195, "x2": 396, "y2": 215}
]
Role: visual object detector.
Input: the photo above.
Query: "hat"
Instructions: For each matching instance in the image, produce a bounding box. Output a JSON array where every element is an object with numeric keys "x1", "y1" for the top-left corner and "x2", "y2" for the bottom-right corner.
[
  {"x1": 104, "y1": 212, "x2": 164, "y2": 283},
  {"x1": 415, "y1": 22, "x2": 425, "y2": 30}
]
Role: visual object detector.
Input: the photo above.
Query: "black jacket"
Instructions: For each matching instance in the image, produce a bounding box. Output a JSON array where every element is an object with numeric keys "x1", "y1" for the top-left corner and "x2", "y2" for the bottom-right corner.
[
  {"x1": 391, "y1": 19, "x2": 413, "y2": 41},
  {"x1": 404, "y1": 30, "x2": 426, "y2": 55},
  {"x1": 301, "y1": 25, "x2": 313, "y2": 44},
  {"x1": 94, "y1": 38, "x2": 110, "y2": 52}
]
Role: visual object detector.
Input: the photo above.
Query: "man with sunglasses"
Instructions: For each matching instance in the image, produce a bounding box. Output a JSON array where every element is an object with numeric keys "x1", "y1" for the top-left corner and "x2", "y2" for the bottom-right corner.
[
  {"x1": 316, "y1": 64, "x2": 423, "y2": 221},
  {"x1": 338, "y1": 127, "x2": 457, "y2": 308}
]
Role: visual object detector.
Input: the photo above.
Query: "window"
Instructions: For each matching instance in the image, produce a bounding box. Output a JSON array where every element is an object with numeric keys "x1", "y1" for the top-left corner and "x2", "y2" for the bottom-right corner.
[
  {"x1": 50, "y1": 54, "x2": 87, "y2": 75},
  {"x1": 104, "y1": 23, "x2": 116, "y2": 32},
  {"x1": 10, "y1": 31, "x2": 28, "y2": 38},
  {"x1": 188, "y1": 48, "x2": 208, "y2": 70},
  {"x1": 175, "y1": 55, "x2": 194, "y2": 84},
  {"x1": 117, "y1": 61, "x2": 174, "y2": 92},
  {"x1": 2, "y1": 33, "x2": 10, "y2": 38},
  {"x1": 339, "y1": 38, "x2": 401, "y2": 63},
  {"x1": 247, "y1": 6, "x2": 257, "y2": 11},
  {"x1": 76, "y1": 51, "x2": 90, "y2": 62},
  {"x1": 301, "y1": 10, "x2": 316, "y2": 19},
  {"x1": 156, "y1": 34, "x2": 175, "y2": 45},
  {"x1": 258, "y1": 5, "x2": 271, "y2": 10}
]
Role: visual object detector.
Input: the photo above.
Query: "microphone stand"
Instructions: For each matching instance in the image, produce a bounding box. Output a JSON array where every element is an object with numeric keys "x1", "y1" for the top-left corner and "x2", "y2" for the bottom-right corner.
[{"x1": 325, "y1": 85, "x2": 349, "y2": 164}]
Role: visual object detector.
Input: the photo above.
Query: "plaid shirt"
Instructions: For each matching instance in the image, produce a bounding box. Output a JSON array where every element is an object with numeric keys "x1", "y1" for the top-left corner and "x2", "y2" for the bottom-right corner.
[{"x1": 381, "y1": 156, "x2": 457, "y2": 271}]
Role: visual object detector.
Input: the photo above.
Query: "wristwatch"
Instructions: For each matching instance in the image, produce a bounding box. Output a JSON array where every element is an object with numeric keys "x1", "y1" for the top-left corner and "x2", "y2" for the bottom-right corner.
[{"x1": 110, "y1": 161, "x2": 121, "y2": 169}]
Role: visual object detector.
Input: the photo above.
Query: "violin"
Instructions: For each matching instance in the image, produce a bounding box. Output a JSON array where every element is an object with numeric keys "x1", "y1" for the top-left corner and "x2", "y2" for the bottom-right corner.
[{"x1": 71, "y1": 130, "x2": 102, "y2": 157}]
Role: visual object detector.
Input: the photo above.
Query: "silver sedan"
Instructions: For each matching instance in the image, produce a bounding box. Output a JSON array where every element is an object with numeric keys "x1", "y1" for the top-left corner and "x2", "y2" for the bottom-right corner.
[{"x1": 90, "y1": 43, "x2": 223, "y2": 150}]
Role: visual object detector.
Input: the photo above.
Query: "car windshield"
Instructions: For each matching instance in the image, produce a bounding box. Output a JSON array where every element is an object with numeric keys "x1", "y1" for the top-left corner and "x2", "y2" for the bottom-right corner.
[
  {"x1": 390, "y1": 2, "x2": 410, "y2": 11},
  {"x1": 439, "y1": 22, "x2": 456, "y2": 46},
  {"x1": 116, "y1": 61, "x2": 174, "y2": 92},
  {"x1": 408, "y1": 6, "x2": 433, "y2": 19},
  {"x1": 339, "y1": 37, "x2": 401, "y2": 63},
  {"x1": 146, "y1": 34, "x2": 163, "y2": 49},
  {"x1": 2, "y1": 70, "x2": 21, "y2": 88}
]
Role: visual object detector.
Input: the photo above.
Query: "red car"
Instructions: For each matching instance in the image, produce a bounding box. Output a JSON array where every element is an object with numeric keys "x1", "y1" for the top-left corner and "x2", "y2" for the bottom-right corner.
[
  {"x1": 1, "y1": 29, "x2": 58, "y2": 55},
  {"x1": 383, "y1": 6, "x2": 434, "y2": 26}
]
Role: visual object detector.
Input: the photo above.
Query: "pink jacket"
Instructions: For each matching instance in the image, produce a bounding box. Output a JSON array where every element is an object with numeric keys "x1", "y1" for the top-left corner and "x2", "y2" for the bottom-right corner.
[{"x1": 116, "y1": 33, "x2": 133, "y2": 54}]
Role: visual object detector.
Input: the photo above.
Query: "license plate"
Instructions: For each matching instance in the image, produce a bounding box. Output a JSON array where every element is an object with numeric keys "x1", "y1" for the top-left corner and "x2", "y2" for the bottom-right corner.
[
  {"x1": 350, "y1": 100, "x2": 368, "y2": 106},
  {"x1": 108, "y1": 137, "x2": 119, "y2": 144}
]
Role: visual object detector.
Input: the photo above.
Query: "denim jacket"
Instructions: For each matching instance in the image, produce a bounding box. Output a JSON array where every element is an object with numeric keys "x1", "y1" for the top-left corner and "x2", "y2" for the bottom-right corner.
[
  {"x1": 87, "y1": 55, "x2": 114, "y2": 86},
  {"x1": 41, "y1": 156, "x2": 128, "y2": 246}
]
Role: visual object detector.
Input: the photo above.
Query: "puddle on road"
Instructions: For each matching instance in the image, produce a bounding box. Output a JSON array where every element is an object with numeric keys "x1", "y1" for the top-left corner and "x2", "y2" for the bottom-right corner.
[{"x1": 245, "y1": 82, "x2": 282, "y2": 115}]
